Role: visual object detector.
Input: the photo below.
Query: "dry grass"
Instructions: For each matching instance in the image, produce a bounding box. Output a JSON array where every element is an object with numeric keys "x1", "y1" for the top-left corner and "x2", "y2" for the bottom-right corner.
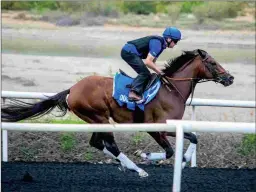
[{"x1": 2, "y1": 10, "x2": 255, "y2": 31}]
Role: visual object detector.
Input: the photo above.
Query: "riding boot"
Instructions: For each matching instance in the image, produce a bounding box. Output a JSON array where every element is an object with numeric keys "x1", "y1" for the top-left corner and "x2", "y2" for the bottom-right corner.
[{"x1": 129, "y1": 73, "x2": 150, "y2": 101}]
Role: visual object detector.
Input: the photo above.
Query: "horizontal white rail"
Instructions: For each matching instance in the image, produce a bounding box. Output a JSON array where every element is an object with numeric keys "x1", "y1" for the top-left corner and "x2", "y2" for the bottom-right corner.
[
  {"x1": 167, "y1": 120, "x2": 255, "y2": 133},
  {"x1": 2, "y1": 91, "x2": 255, "y2": 108},
  {"x1": 2, "y1": 91, "x2": 55, "y2": 99},
  {"x1": 1, "y1": 120, "x2": 255, "y2": 192},
  {"x1": 186, "y1": 98, "x2": 255, "y2": 108},
  {"x1": 2, "y1": 121, "x2": 255, "y2": 133},
  {"x1": 1, "y1": 91, "x2": 255, "y2": 192},
  {"x1": 1, "y1": 123, "x2": 172, "y2": 132}
]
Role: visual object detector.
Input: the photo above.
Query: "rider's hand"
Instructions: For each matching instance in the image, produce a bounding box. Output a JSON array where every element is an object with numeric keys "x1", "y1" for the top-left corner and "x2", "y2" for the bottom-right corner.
[{"x1": 158, "y1": 71, "x2": 166, "y2": 78}]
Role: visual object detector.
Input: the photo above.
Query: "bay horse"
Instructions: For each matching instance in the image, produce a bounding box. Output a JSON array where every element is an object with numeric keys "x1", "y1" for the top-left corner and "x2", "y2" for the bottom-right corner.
[{"x1": 2, "y1": 49, "x2": 234, "y2": 177}]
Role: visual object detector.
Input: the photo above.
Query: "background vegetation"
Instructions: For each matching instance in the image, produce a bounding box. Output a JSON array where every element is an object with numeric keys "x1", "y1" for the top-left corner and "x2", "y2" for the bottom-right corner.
[{"x1": 2, "y1": 1, "x2": 254, "y2": 25}]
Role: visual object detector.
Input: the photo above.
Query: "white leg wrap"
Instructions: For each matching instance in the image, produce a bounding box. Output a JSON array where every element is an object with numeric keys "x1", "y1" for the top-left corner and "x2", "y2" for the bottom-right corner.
[
  {"x1": 184, "y1": 143, "x2": 196, "y2": 162},
  {"x1": 103, "y1": 147, "x2": 117, "y2": 159},
  {"x1": 141, "y1": 153, "x2": 166, "y2": 161},
  {"x1": 117, "y1": 153, "x2": 140, "y2": 171},
  {"x1": 117, "y1": 152, "x2": 149, "y2": 177}
]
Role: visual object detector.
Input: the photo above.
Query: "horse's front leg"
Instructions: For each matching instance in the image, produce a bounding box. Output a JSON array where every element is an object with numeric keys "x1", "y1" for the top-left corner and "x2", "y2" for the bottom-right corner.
[
  {"x1": 166, "y1": 132, "x2": 197, "y2": 168},
  {"x1": 135, "y1": 132, "x2": 174, "y2": 162}
]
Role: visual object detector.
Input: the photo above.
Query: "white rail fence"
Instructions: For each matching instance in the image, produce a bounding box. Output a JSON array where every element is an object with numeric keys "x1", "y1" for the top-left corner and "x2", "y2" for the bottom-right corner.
[
  {"x1": 2, "y1": 91, "x2": 255, "y2": 164},
  {"x1": 1, "y1": 91, "x2": 256, "y2": 191},
  {"x1": 1, "y1": 121, "x2": 255, "y2": 192}
]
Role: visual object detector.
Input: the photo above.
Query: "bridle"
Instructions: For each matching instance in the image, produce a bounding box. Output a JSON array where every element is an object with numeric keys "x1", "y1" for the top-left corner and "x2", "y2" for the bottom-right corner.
[{"x1": 161, "y1": 54, "x2": 225, "y2": 105}]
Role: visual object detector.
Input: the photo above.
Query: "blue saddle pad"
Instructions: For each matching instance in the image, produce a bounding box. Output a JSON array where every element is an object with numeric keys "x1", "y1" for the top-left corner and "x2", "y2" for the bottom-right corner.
[{"x1": 112, "y1": 72, "x2": 161, "y2": 111}]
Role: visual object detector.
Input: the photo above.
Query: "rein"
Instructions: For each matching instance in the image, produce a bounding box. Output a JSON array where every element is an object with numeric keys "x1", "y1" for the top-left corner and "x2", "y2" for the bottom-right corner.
[{"x1": 161, "y1": 55, "x2": 216, "y2": 105}]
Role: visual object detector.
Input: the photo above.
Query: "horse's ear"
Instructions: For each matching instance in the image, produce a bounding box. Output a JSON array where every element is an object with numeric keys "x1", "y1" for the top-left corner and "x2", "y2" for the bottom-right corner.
[{"x1": 198, "y1": 49, "x2": 206, "y2": 59}]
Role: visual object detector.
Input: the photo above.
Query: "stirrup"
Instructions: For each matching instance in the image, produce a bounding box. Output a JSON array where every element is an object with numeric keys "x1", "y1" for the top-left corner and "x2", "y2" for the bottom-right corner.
[
  {"x1": 128, "y1": 96, "x2": 144, "y2": 104},
  {"x1": 128, "y1": 96, "x2": 142, "y2": 102}
]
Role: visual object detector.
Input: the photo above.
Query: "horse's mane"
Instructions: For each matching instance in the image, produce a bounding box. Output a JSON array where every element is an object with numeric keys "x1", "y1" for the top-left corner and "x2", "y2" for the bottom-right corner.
[{"x1": 162, "y1": 50, "x2": 200, "y2": 76}]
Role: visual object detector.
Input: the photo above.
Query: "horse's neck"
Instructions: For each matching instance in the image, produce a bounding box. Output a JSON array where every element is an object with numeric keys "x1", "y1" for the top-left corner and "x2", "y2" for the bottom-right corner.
[{"x1": 171, "y1": 59, "x2": 199, "y2": 102}]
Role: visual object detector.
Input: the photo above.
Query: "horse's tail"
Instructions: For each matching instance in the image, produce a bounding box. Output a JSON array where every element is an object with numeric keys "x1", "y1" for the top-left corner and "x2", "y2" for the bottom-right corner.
[{"x1": 1, "y1": 89, "x2": 70, "y2": 122}]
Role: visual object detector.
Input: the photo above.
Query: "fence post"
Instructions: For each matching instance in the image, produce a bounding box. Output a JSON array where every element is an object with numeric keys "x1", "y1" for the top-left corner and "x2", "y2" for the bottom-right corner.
[
  {"x1": 172, "y1": 124, "x2": 184, "y2": 192},
  {"x1": 191, "y1": 106, "x2": 197, "y2": 167},
  {"x1": 2, "y1": 98, "x2": 8, "y2": 162},
  {"x1": 2, "y1": 130, "x2": 8, "y2": 162}
]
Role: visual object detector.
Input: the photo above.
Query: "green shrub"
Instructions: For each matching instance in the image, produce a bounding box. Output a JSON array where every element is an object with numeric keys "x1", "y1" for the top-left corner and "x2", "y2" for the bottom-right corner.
[
  {"x1": 83, "y1": 1, "x2": 120, "y2": 17},
  {"x1": 180, "y1": 2, "x2": 203, "y2": 13},
  {"x1": 58, "y1": 2, "x2": 81, "y2": 12},
  {"x1": 121, "y1": 1, "x2": 156, "y2": 15},
  {"x1": 192, "y1": 2, "x2": 243, "y2": 22},
  {"x1": 166, "y1": 4, "x2": 182, "y2": 24},
  {"x1": 2, "y1": 1, "x2": 15, "y2": 10},
  {"x1": 238, "y1": 134, "x2": 256, "y2": 156},
  {"x1": 5, "y1": 1, "x2": 33, "y2": 10},
  {"x1": 1, "y1": 1, "x2": 58, "y2": 11},
  {"x1": 84, "y1": 152, "x2": 93, "y2": 161},
  {"x1": 192, "y1": 4, "x2": 208, "y2": 24},
  {"x1": 132, "y1": 132, "x2": 145, "y2": 146},
  {"x1": 60, "y1": 133, "x2": 76, "y2": 152},
  {"x1": 207, "y1": 2, "x2": 242, "y2": 20},
  {"x1": 155, "y1": 2, "x2": 168, "y2": 14}
]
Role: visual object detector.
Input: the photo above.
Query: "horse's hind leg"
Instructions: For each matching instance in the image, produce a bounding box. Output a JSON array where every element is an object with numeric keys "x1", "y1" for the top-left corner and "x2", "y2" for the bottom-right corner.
[
  {"x1": 71, "y1": 110, "x2": 118, "y2": 157},
  {"x1": 72, "y1": 111, "x2": 148, "y2": 177},
  {"x1": 90, "y1": 132, "x2": 120, "y2": 158},
  {"x1": 99, "y1": 132, "x2": 148, "y2": 177}
]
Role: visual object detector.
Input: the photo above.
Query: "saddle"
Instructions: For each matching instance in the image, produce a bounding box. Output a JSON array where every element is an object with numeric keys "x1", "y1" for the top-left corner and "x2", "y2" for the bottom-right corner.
[
  {"x1": 112, "y1": 70, "x2": 161, "y2": 111},
  {"x1": 119, "y1": 69, "x2": 159, "y2": 91}
]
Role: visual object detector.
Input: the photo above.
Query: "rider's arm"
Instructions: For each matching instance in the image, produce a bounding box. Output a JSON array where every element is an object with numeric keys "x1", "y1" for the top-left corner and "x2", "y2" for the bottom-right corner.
[{"x1": 144, "y1": 53, "x2": 162, "y2": 74}]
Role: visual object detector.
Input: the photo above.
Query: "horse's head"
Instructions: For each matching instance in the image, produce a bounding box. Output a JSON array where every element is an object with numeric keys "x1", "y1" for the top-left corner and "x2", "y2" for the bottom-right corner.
[{"x1": 196, "y1": 49, "x2": 234, "y2": 86}]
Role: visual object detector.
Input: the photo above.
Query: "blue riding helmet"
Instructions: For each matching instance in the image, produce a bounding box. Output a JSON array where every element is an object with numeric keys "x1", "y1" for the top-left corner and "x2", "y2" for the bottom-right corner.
[{"x1": 163, "y1": 27, "x2": 181, "y2": 40}]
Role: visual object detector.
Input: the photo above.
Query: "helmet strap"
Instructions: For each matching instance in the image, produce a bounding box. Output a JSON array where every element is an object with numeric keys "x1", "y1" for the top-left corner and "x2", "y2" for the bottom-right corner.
[{"x1": 165, "y1": 38, "x2": 171, "y2": 47}]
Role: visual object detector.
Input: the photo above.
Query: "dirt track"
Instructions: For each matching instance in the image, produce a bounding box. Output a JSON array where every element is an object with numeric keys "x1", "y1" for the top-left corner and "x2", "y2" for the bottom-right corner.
[{"x1": 2, "y1": 162, "x2": 256, "y2": 192}]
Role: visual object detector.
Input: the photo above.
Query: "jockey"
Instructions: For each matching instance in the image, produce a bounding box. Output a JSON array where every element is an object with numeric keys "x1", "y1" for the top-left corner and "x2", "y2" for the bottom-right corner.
[{"x1": 121, "y1": 27, "x2": 181, "y2": 102}]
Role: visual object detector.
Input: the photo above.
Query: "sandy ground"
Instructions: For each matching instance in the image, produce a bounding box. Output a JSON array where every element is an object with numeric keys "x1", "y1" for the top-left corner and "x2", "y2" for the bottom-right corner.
[{"x1": 1, "y1": 24, "x2": 255, "y2": 168}]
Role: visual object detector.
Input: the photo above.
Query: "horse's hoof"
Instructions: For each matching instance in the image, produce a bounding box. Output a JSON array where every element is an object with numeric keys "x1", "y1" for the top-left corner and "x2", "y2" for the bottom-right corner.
[
  {"x1": 134, "y1": 150, "x2": 142, "y2": 157},
  {"x1": 118, "y1": 166, "x2": 126, "y2": 172},
  {"x1": 182, "y1": 162, "x2": 186, "y2": 169},
  {"x1": 118, "y1": 163, "x2": 126, "y2": 172},
  {"x1": 156, "y1": 160, "x2": 165, "y2": 165},
  {"x1": 138, "y1": 170, "x2": 149, "y2": 178}
]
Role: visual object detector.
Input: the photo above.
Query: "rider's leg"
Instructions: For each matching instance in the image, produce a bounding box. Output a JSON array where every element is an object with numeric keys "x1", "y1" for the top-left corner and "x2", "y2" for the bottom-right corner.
[
  {"x1": 137, "y1": 132, "x2": 174, "y2": 161},
  {"x1": 121, "y1": 49, "x2": 151, "y2": 100}
]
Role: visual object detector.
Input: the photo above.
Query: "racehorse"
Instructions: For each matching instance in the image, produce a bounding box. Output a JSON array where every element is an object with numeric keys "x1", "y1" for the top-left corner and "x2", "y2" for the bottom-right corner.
[{"x1": 2, "y1": 49, "x2": 234, "y2": 177}]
